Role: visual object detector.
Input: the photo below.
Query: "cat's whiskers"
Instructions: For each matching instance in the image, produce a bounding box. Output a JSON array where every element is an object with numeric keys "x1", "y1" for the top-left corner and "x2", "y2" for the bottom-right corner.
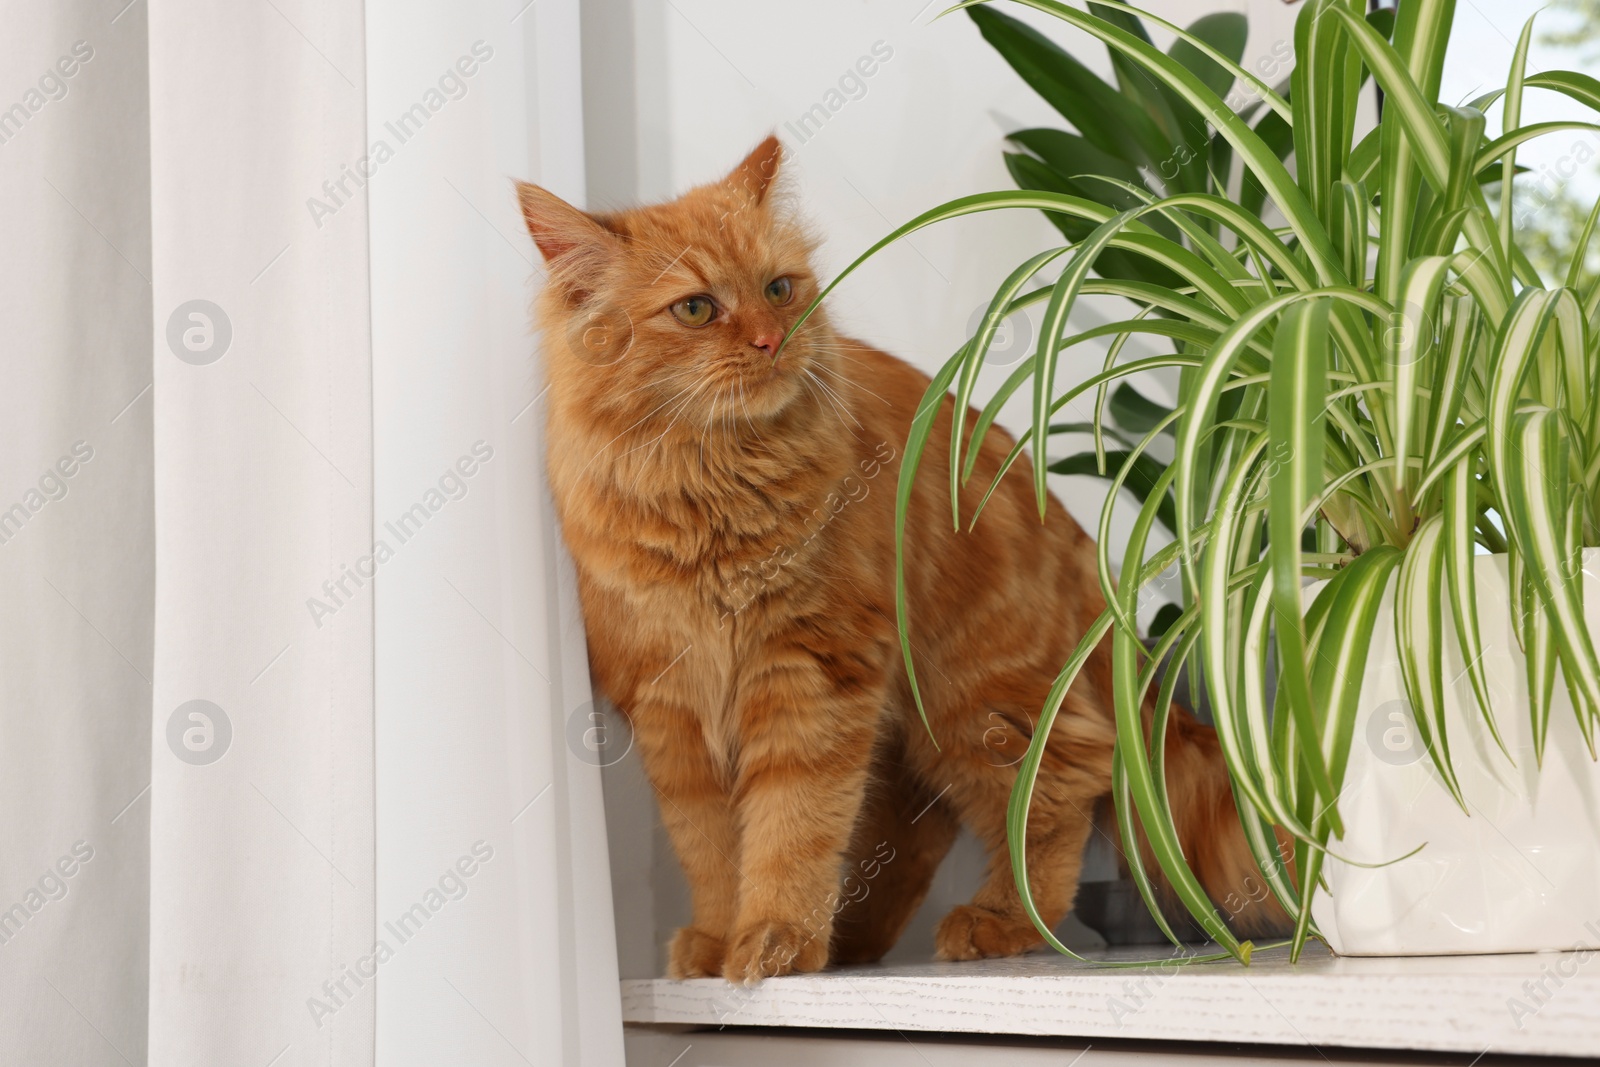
[
  {"x1": 713, "y1": 384, "x2": 729, "y2": 453},
  {"x1": 613, "y1": 378, "x2": 706, "y2": 465},
  {"x1": 808, "y1": 346, "x2": 895, "y2": 409},
  {"x1": 802, "y1": 367, "x2": 863, "y2": 434},
  {"x1": 627, "y1": 378, "x2": 714, "y2": 493},
  {"x1": 719, "y1": 377, "x2": 748, "y2": 456},
  {"x1": 697, "y1": 382, "x2": 728, "y2": 466},
  {"x1": 808, "y1": 360, "x2": 883, "y2": 408},
  {"x1": 736, "y1": 377, "x2": 766, "y2": 445},
  {"x1": 798, "y1": 372, "x2": 861, "y2": 443},
  {"x1": 604, "y1": 366, "x2": 700, "y2": 407},
  {"x1": 576, "y1": 374, "x2": 708, "y2": 484}
]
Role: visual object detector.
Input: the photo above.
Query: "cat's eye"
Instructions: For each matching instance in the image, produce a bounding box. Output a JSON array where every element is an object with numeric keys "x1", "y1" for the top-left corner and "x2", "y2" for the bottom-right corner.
[
  {"x1": 670, "y1": 296, "x2": 717, "y2": 327},
  {"x1": 764, "y1": 276, "x2": 794, "y2": 306},
  {"x1": 669, "y1": 295, "x2": 717, "y2": 327}
]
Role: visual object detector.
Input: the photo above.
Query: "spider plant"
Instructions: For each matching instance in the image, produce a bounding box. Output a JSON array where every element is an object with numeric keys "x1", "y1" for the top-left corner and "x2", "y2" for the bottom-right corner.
[
  {"x1": 975, "y1": 2, "x2": 1396, "y2": 643},
  {"x1": 972, "y1": 2, "x2": 1256, "y2": 286},
  {"x1": 788, "y1": 0, "x2": 1600, "y2": 963}
]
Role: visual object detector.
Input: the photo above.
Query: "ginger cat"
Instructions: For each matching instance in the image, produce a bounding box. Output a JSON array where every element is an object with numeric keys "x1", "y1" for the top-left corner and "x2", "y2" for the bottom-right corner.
[{"x1": 517, "y1": 137, "x2": 1280, "y2": 984}]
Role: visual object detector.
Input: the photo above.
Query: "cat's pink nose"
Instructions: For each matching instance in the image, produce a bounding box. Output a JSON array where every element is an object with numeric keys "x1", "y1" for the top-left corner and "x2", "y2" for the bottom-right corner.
[{"x1": 750, "y1": 331, "x2": 782, "y2": 357}]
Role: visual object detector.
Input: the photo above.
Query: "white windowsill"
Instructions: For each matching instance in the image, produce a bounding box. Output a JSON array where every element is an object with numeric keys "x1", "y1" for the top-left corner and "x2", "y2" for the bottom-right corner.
[{"x1": 621, "y1": 943, "x2": 1594, "y2": 1059}]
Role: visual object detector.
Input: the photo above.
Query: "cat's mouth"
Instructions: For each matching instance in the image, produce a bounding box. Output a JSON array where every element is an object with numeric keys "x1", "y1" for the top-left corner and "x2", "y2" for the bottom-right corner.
[
  {"x1": 703, "y1": 356, "x2": 807, "y2": 420},
  {"x1": 722, "y1": 344, "x2": 804, "y2": 385}
]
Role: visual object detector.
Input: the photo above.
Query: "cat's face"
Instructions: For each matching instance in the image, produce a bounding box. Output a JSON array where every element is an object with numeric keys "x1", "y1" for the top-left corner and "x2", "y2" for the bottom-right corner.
[{"x1": 518, "y1": 137, "x2": 829, "y2": 425}]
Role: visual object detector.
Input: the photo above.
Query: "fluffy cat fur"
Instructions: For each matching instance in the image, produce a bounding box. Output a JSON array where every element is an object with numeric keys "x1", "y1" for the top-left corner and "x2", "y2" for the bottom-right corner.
[{"x1": 517, "y1": 136, "x2": 1282, "y2": 984}]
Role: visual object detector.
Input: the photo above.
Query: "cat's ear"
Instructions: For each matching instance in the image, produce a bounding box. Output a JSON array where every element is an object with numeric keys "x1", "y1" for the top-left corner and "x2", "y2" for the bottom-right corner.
[
  {"x1": 723, "y1": 134, "x2": 782, "y2": 206},
  {"x1": 515, "y1": 181, "x2": 616, "y2": 267}
]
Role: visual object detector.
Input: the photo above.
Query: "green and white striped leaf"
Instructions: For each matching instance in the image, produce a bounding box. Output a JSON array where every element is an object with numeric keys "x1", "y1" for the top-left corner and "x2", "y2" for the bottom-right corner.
[
  {"x1": 1268, "y1": 299, "x2": 1339, "y2": 822},
  {"x1": 1443, "y1": 454, "x2": 1510, "y2": 757},
  {"x1": 1504, "y1": 410, "x2": 1600, "y2": 749},
  {"x1": 1395, "y1": 513, "x2": 1466, "y2": 807}
]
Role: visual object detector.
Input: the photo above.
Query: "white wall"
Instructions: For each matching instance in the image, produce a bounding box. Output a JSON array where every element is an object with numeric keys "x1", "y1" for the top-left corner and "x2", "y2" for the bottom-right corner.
[{"x1": 582, "y1": 0, "x2": 1308, "y2": 979}]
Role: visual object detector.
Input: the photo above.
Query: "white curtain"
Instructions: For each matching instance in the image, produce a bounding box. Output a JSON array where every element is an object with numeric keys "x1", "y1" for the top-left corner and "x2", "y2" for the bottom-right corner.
[
  {"x1": 2, "y1": 0, "x2": 619, "y2": 1063},
  {"x1": 365, "y1": 1, "x2": 621, "y2": 1064},
  {"x1": 0, "y1": 4, "x2": 153, "y2": 1064}
]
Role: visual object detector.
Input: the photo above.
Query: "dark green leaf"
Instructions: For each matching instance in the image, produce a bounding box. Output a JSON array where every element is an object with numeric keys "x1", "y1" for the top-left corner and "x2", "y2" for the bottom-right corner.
[
  {"x1": 1003, "y1": 152, "x2": 1182, "y2": 285},
  {"x1": 1088, "y1": 3, "x2": 1186, "y2": 142},
  {"x1": 1008, "y1": 128, "x2": 1146, "y2": 189},
  {"x1": 1149, "y1": 602, "x2": 1184, "y2": 639},
  {"x1": 1050, "y1": 449, "x2": 1178, "y2": 534},
  {"x1": 1366, "y1": 6, "x2": 1397, "y2": 41},
  {"x1": 1171, "y1": 13, "x2": 1247, "y2": 101},
  {"x1": 1008, "y1": 129, "x2": 1185, "y2": 244},
  {"x1": 1241, "y1": 109, "x2": 1295, "y2": 219},
  {"x1": 968, "y1": 5, "x2": 1170, "y2": 170},
  {"x1": 1109, "y1": 382, "x2": 1175, "y2": 435}
]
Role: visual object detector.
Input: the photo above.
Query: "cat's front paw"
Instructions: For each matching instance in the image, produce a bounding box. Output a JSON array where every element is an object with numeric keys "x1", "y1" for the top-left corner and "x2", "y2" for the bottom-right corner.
[
  {"x1": 721, "y1": 920, "x2": 828, "y2": 985},
  {"x1": 667, "y1": 926, "x2": 727, "y2": 979},
  {"x1": 933, "y1": 904, "x2": 1043, "y2": 961}
]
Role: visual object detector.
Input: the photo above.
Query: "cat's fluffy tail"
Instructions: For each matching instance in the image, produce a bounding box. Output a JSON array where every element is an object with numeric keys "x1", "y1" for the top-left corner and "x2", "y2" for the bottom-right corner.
[{"x1": 1124, "y1": 704, "x2": 1293, "y2": 939}]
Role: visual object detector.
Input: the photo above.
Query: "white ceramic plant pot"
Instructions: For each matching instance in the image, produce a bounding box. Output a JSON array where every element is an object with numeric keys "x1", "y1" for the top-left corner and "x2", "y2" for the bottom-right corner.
[{"x1": 1309, "y1": 550, "x2": 1600, "y2": 956}]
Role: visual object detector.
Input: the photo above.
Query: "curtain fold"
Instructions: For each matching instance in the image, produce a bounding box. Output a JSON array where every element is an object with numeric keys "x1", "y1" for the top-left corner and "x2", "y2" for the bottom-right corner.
[
  {"x1": 147, "y1": 0, "x2": 376, "y2": 1062},
  {"x1": 0, "y1": 3, "x2": 153, "y2": 1063},
  {"x1": 366, "y1": 1, "x2": 621, "y2": 1063},
  {"x1": 3, "y1": 0, "x2": 615, "y2": 1063}
]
